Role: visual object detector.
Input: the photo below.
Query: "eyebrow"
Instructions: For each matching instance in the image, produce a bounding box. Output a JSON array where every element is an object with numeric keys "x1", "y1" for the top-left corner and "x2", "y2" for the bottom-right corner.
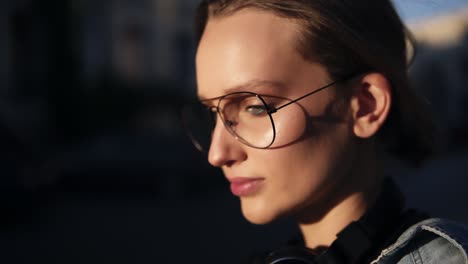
[{"x1": 198, "y1": 79, "x2": 286, "y2": 101}]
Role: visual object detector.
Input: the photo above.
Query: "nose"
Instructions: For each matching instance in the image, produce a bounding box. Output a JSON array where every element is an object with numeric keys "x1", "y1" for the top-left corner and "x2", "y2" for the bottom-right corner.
[{"x1": 208, "y1": 117, "x2": 247, "y2": 167}]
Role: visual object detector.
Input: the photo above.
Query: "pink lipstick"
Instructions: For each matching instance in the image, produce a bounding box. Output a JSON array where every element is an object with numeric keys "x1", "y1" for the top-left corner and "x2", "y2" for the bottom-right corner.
[{"x1": 229, "y1": 178, "x2": 264, "y2": 196}]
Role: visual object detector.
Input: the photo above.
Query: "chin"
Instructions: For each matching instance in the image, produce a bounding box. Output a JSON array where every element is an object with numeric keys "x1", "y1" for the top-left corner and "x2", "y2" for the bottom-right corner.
[{"x1": 240, "y1": 198, "x2": 282, "y2": 225}]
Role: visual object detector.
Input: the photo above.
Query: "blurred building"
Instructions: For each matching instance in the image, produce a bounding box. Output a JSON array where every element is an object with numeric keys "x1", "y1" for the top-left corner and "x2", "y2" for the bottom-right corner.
[
  {"x1": 410, "y1": 8, "x2": 468, "y2": 47},
  {"x1": 409, "y1": 7, "x2": 468, "y2": 146},
  {"x1": 0, "y1": 1, "x2": 51, "y2": 150},
  {"x1": 80, "y1": 0, "x2": 198, "y2": 87},
  {"x1": 0, "y1": 0, "x2": 217, "y2": 198}
]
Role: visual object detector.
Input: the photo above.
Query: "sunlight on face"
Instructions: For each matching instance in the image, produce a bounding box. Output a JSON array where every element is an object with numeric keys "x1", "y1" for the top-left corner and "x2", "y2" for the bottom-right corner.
[{"x1": 196, "y1": 9, "x2": 356, "y2": 224}]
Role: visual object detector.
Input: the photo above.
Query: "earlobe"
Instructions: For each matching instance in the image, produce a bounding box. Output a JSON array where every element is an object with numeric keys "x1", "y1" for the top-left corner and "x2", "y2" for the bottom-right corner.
[{"x1": 351, "y1": 73, "x2": 392, "y2": 139}]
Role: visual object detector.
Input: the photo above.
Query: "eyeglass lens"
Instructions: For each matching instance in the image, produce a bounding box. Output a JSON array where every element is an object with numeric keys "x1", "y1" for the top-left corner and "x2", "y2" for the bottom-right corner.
[{"x1": 183, "y1": 92, "x2": 276, "y2": 151}]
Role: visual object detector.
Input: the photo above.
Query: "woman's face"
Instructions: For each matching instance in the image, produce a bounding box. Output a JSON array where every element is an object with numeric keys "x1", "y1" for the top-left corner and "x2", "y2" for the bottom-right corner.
[{"x1": 196, "y1": 9, "x2": 357, "y2": 224}]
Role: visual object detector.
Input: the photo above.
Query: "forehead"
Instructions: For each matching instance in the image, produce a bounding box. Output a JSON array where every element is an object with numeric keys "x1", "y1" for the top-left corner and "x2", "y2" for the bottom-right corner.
[{"x1": 196, "y1": 9, "x2": 312, "y2": 98}]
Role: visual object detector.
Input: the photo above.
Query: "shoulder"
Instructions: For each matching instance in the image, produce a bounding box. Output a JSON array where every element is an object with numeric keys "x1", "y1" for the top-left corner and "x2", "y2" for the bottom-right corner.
[{"x1": 371, "y1": 218, "x2": 468, "y2": 264}]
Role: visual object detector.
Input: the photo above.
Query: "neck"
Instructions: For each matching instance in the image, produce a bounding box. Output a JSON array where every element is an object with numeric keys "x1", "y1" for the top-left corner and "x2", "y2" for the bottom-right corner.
[{"x1": 297, "y1": 143, "x2": 384, "y2": 251}]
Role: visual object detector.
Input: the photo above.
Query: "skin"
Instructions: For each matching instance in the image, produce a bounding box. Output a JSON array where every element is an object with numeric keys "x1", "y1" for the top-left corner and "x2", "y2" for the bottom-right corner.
[{"x1": 196, "y1": 8, "x2": 392, "y2": 250}]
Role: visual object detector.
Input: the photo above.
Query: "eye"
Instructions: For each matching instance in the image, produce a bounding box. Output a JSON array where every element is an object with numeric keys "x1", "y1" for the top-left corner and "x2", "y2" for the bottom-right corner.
[{"x1": 245, "y1": 104, "x2": 268, "y2": 116}]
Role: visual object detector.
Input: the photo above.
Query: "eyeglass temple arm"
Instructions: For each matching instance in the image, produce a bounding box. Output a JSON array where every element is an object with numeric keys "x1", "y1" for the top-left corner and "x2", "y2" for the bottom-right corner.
[{"x1": 267, "y1": 79, "x2": 343, "y2": 114}]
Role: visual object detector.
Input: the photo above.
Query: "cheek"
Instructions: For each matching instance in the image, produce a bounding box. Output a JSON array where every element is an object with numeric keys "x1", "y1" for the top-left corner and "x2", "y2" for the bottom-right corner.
[
  {"x1": 269, "y1": 92, "x2": 339, "y2": 148},
  {"x1": 269, "y1": 104, "x2": 308, "y2": 147},
  {"x1": 239, "y1": 122, "x2": 353, "y2": 224},
  {"x1": 258, "y1": 141, "x2": 326, "y2": 202},
  {"x1": 263, "y1": 98, "x2": 351, "y2": 181},
  {"x1": 266, "y1": 122, "x2": 352, "y2": 200}
]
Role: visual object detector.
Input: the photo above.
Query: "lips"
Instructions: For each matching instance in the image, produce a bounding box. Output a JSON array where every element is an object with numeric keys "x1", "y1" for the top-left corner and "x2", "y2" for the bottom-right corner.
[{"x1": 228, "y1": 177, "x2": 264, "y2": 196}]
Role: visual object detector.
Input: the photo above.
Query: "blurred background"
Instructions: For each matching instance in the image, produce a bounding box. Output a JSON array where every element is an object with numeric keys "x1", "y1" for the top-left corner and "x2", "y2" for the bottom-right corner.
[{"x1": 0, "y1": 0, "x2": 467, "y2": 263}]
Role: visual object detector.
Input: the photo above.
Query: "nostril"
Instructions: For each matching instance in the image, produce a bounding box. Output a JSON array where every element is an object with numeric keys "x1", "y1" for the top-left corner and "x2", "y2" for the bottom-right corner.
[
  {"x1": 208, "y1": 149, "x2": 237, "y2": 168},
  {"x1": 224, "y1": 159, "x2": 235, "y2": 168}
]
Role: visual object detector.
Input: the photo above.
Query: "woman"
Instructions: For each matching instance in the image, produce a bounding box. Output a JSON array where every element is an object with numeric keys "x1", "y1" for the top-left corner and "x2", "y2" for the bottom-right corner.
[{"x1": 183, "y1": 0, "x2": 468, "y2": 263}]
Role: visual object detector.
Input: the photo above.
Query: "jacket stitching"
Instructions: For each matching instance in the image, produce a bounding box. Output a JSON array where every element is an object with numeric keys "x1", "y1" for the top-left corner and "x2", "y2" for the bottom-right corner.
[
  {"x1": 423, "y1": 223, "x2": 468, "y2": 251},
  {"x1": 370, "y1": 226, "x2": 423, "y2": 264},
  {"x1": 421, "y1": 225, "x2": 468, "y2": 264},
  {"x1": 370, "y1": 219, "x2": 468, "y2": 264}
]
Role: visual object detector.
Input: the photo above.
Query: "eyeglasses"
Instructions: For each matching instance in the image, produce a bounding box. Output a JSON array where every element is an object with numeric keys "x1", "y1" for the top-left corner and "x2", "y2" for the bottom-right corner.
[{"x1": 182, "y1": 75, "x2": 357, "y2": 152}]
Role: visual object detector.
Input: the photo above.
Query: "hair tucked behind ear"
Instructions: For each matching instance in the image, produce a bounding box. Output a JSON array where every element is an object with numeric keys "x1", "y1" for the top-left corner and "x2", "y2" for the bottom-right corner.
[{"x1": 194, "y1": 0, "x2": 435, "y2": 166}]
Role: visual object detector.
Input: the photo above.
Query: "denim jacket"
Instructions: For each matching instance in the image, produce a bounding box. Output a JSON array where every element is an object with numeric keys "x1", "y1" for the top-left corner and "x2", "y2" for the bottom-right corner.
[{"x1": 371, "y1": 218, "x2": 468, "y2": 264}]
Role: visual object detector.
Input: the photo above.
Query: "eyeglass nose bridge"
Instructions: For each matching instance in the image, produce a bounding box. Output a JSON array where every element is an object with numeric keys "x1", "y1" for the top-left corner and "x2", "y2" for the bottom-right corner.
[
  {"x1": 208, "y1": 105, "x2": 236, "y2": 135},
  {"x1": 211, "y1": 99, "x2": 238, "y2": 128},
  {"x1": 213, "y1": 106, "x2": 238, "y2": 137}
]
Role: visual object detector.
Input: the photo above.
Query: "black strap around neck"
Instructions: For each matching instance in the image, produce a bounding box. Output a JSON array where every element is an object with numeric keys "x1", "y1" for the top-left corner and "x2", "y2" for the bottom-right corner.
[
  {"x1": 263, "y1": 177, "x2": 429, "y2": 264},
  {"x1": 317, "y1": 178, "x2": 405, "y2": 264},
  {"x1": 316, "y1": 178, "x2": 429, "y2": 264}
]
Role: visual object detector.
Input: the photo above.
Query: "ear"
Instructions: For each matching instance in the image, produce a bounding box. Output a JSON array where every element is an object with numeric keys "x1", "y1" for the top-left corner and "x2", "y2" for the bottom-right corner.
[{"x1": 350, "y1": 73, "x2": 392, "y2": 138}]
